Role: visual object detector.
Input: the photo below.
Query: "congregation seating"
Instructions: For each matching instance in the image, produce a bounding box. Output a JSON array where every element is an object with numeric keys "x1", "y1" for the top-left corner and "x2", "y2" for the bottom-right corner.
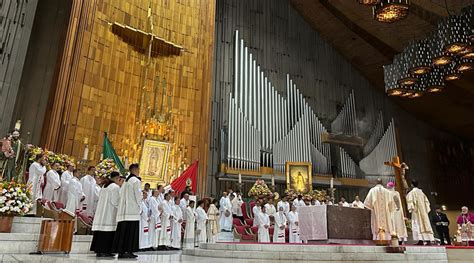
[{"x1": 233, "y1": 225, "x2": 256, "y2": 241}]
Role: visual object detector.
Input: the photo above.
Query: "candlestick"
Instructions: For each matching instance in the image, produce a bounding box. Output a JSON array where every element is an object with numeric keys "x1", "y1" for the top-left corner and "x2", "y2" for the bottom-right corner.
[
  {"x1": 271, "y1": 174, "x2": 275, "y2": 186},
  {"x1": 124, "y1": 156, "x2": 129, "y2": 169},
  {"x1": 238, "y1": 173, "x2": 242, "y2": 184},
  {"x1": 14, "y1": 120, "x2": 21, "y2": 130},
  {"x1": 330, "y1": 177, "x2": 334, "y2": 189},
  {"x1": 100, "y1": 153, "x2": 104, "y2": 160},
  {"x1": 84, "y1": 137, "x2": 89, "y2": 144},
  {"x1": 83, "y1": 145, "x2": 89, "y2": 160}
]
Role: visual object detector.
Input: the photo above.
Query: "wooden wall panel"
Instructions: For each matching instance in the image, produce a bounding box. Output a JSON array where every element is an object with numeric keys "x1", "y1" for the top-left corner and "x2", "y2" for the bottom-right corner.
[
  {"x1": 43, "y1": 0, "x2": 216, "y2": 194},
  {"x1": 208, "y1": 0, "x2": 463, "y2": 199}
]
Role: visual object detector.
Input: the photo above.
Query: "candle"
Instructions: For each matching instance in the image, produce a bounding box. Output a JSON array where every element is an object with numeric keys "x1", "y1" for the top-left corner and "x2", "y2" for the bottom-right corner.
[
  {"x1": 330, "y1": 178, "x2": 334, "y2": 189},
  {"x1": 100, "y1": 153, "x2": 104, "y2": 160},
  {"x1": 84, "y1": 137, "x2": 89, "y2": 144},
  {"x1": 83, "y1": 145, "x2": 89, "y2": 160},
  {"x1": 124, "y1": 156, "x2": 129, "y2": 169},
  {"x1": 238, "y1": 173, "x2": 242, "y2": 184},
  {"x1": 271, "y1": 174, "x2": 275, "y2": 186},
  {"x1": 14, "y1": 120, "x2": 21, "y2": 130}
]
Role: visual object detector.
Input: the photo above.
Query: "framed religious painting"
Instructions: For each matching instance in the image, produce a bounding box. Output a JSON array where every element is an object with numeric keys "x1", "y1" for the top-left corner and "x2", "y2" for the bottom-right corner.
[
  {"x1": 140, "y1": 140, "x2": 170, "y2": 187},
  {"x1": 285, "y1": 162, "x2": 312, "y2": 194}
]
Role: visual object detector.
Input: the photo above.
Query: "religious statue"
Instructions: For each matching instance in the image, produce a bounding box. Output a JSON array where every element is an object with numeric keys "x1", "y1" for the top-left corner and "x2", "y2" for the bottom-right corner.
[
  {"x1": 2, "y1": 130, "x2": 27, "y2": 181},
  {"x1": 291, "y1": 171, "x2": 308, "y2": 193}
]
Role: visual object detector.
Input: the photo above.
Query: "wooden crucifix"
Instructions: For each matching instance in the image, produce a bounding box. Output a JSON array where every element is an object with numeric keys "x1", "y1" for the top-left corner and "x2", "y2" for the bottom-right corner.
[{"x1": 384, "y1": 156, "x2": 410, "y2": 216}]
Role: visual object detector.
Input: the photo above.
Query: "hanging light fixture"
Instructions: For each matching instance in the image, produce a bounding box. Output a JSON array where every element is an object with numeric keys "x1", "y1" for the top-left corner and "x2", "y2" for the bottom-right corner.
[
  {"x1": 373, "y1": 0, "x2": 409, "y2": 23},
  {"x1": 409, "y1": 40, "x2": 432, "y2": 75},
  {"x1": 439, "y1": 15, "x2": 471, "y2": 55},
  {"x1": 444, "y1": 62, "x2": 461, "y2": 81},
  {"x1": 358, "y1": 0, "x2": 380, "y2": 5},
  {"x1": 395, "y1": 52, "x2": 417, "y2": 86},
  {"x1": 429, "y1": 32, "x2": 453, "y2": 66},
  {"x1": 424, "y1": 68, "x2": 445, "y2": 93},
  {"x1": 384, "y1": 63, "x2": 406, "y2": 96},
  {"x1": 455, "y1": 57, "x2": 473, "y2": 72}
]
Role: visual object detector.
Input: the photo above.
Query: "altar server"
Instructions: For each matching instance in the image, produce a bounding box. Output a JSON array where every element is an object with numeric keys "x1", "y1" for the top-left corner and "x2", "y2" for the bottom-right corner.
[
  {"x1": 43, "y1": 163, "x2": 61, "y2": 201},
  {"x1": 252, "y1": 200, "x2": 262, "y2": 227},
  {"x1": 170, "y1": 198, "x2": 183, "y2": 249},
  {"x1": 90, "y1": 172, "x2": 122, "y2": 257},
  {"x1": 273, "y1": 206, "x2": 287, "y2": 243},
  {"x1": 352, "y1": 195, "x2": 365, "y2": 209},
  {"x1": 157, "y1": 184, "x2": 165, "y2": 203},
  {"x1": 364, "y1": 178, "x2": 394, "y2": 240},
  {"x1": 180, "y1": 193, "x2": 190, "y2": 213},
  {"x1": 287, "y1": 204, "x2": 301, "y2": 243},
  {"x1": 80, "y1": 166, "x2": 98, "y2": 217},
  {"x1": 257, "y1": 206, "x2": 270, "y2": 242},
  {"x1": 139, "y1": 190, "x2": 151, "y2": 250},
  {"x1": 387, "y1": 182, "x2": 408, "y2": 243},
  {"x1": 407, "y1": 180, "x2": 435, "y2": 245},
  {"x1": 231, "y1": 191, "x2": 244, "y2": 221},
  {"x1": 338, "y1": 196, "x2": 350, "y2": 207},
  {"x1": 265, "y1": 198, "x2": 277, "y2": 218},
  {"x1": 65, "y1": 169, "x2": 85, "y2": 215},
  {"x1": 59, "y1": 164, "x2": 74, "y2": 205},
  {"x1": 196, "y1": 200, "x2": 208, "y2": 244},
  {"x1": 219, "y1": 192, "x2": 233, "y2": 232},
  {"x1": 148, "y1": 190, "x2": 161, "y2": 249},
  {"x1": 277, "y1": 196, "x2": 290, "y2": 215},
  {"x1": 183, "y1": 200, "x2": 196, "y2": 248},
  {"x1": 293, "y1": 195, "x2": 305, "y2": 207},
  {"x1": 158, "y1": 193, "x2": 173, "y2": 248},
  {"x1": 113, "y1": 164, "x2": 142, "y2": 259},
  {"x1": 207, "y1": 199, "x2": 220, "y2": 243},
  {"x1": 27, "y1": 154, "x2": 46, "y2": 214}
]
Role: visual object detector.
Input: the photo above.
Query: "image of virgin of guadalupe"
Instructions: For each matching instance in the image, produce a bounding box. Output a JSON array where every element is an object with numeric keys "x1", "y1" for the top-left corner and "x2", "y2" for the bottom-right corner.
[{"x1": 147, "y1": 148, "x2": 159, "y2": 176}]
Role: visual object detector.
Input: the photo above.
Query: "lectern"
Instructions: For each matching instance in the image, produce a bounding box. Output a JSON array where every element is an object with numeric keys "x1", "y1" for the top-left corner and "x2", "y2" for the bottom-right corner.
[{"x1": 37, "y1": 212, "x2": 75, "y2": 254}]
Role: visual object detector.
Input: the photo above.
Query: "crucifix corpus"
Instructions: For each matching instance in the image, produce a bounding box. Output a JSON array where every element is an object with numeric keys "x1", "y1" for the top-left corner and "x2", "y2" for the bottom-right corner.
[{"x1": 384, "y1": 156, "x2": 410, "y2": 216}]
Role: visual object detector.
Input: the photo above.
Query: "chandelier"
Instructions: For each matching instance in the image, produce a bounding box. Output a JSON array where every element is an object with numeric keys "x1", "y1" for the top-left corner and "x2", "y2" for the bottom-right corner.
[
  {"x1": 358, "y1": 0, "x2": 380, "y2": 6},
  {"x1": 373, "y1": 0, "x2": 409, "y2": 23},
  {"x1": 384, "y1": 5, "x2": 473, "y2": 98}
]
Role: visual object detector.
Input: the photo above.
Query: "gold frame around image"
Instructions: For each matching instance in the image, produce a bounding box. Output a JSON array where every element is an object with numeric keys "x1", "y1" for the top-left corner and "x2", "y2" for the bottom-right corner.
[
  {"x1": 140, "y1": 140, "x2": 170, "y2": 186},
  {"x1": 286, "y1": 162, "x2": 312, "y2": 193}
]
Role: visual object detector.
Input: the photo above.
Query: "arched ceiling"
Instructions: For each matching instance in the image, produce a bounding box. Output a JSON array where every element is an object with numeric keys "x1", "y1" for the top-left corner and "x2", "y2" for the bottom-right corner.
[{"x1": 290, "y1": 0, "x2": 474, "y2": 139}]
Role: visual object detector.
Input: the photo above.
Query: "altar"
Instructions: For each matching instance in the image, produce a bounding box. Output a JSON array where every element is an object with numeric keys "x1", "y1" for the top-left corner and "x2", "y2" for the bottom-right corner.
[{"x1": 298, "y1": 205, "x2": 372, "y2": 244}]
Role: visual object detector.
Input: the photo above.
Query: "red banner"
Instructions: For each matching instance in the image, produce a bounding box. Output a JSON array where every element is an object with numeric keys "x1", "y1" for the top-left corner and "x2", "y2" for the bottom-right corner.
[{"x1": 170, "y1": 160, "x2": 198, "y2": 194}]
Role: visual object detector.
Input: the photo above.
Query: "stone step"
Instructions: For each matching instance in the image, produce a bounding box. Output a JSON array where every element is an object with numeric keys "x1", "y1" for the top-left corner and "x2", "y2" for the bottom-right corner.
[
  {"x1": 215, "y1": 231, "x2": 235, "y2": 242},
  {"x1": 11, "y1": 217, "x2": 46, "y2": 234},
  {"x1": 184, "y1": 248, "x2": 448, "y2": 262},
  {"x1": 0, "y1": 233, "x2": 92, "y2": 254},
  {"x1": 199, "y1": 243, "x2": 446, "y2": 254}
]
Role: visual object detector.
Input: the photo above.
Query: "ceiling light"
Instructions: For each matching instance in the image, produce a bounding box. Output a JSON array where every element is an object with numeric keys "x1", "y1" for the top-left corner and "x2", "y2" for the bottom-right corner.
[
  {"x1": 358, "y1": 0, "x2": 380, "y2": 6},
  {"x1": 373, "y1": 0, "x2": 409, "y2": 23}
]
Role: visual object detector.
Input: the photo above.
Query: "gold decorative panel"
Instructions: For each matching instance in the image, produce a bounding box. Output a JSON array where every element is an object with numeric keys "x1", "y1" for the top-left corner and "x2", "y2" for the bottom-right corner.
[{"x1": 42, "y1": 0, "x2": 215, "y2": 194}]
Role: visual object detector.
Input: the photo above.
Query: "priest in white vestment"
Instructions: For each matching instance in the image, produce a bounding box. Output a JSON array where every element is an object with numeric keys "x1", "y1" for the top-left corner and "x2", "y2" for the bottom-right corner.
[
  {"x1": 112, "y1": 164, "x2": 142, "y2": 258},
  {"x1": 27, "y1": 154, "x2": 47, "y2": 214},
  {"x1": 387, "y1": 182, "x2": 408, "y2": 242},
  {"x1": 170, "y1": 198, "x2": 183, "y2": 249},
  {"x1": 364, "y1": 178, "x2": 394, "y2": 240},
  {"x1": 207, "y1": 199, "x2": 220, "y2": 243},
  {"x1": 59, "y1": 164, "x2": 74, "y2": 205},
  {"x1": 265, "y1": 199, "x2": 277, "y2": 218},
  {"x1": 80, "y1": 166, "x2": 98, "y2": 218},
  {"x1": 288, "y1": 204, "x2": 301, "y2": 243},
  {"x1": 43, "y1": 163, "x2": 61, "y2": 202},
  {"x1": 407, "y1": 180, "x2": 435, "y2": 244},
  {"x1": 257, "y1": 206, "x2": 270, "y2": 243},
  {"x1": 277, "y1": 196, "x2": 290, "y2": 215},
  {"x1": 252, "y1": 201, "x2": 262, "y2": 227},
  {"x1": 179, "y1": 194, "x2": 189, "y2": 214},
  {"x1": 90, "y1": 172, "x2": 121, "y2": 257},
  {"x1": 352, "y1": 195, "x2": 365, "y2": 209},
  {"x1": 273, "y1": 206, "x2": 287, "y2": 243},
  {"x1": 139, "y1": 191, "x2": 151, "y2": 250},
  {"x1": 338, "y1": 197, "x2": 350, "y2": 207},
  {"x1": 158, "y1": 193, "x2": 173, "y2": 248},
  {"x1": 183, "y1": 200, "x2": 196, "y2": 248},
  {"x1": 196, "y1": 200, "x2": 208, "y2": 244},
  {"x1": 219, "y1": 192, "x2": 233, "y2": 232},
  {"x1": 148, "y1": 190, "x2": 161, "y2": 249},
  {"x1": 293, "y1": 195, "x2": 305, "y2": 207},
  {"x1": 64, "y1": 169, "x2": 85, "y2": 215},
  {"x1": 231, "y1": 192, "x2": 244, "y2": 221}
]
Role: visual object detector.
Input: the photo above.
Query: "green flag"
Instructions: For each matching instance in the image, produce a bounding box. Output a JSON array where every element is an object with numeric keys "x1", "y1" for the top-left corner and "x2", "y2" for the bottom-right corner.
[{"x1": 102, "y1": 132, "x2": 125, "y2": 174}]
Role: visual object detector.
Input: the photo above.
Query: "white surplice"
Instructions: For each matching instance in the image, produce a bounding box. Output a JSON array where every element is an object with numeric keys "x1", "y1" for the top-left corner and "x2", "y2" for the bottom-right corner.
[
  {"x1": 277, "y1": 201, "x2": 290, "y2": 215},
  {"x1": 352, "y1": 200, "x2": 365, "y2": 209},
  {"x1": 170, "y1": 204, "x2": 183, "y2": 249},
  {"x1": 92, "y1": 183, "x2": 120, "y2": 231},
  {"x1": 59, "y1": 170, "x2": 73, "y2": 205},
  {"x1": 27, "y1": 161, "x2": 46, "y2": 214},
  {"x1": 148, "y1": 196, "x2": 161, "y2": 247},
  {"x1": 65, "y1": 177, "x2": 84, "y2": 214},
  {"x1": 252, "y1": 205, "x2": 261, "y2": 227},
  {"x1": 273, "y1": 211, "x2": 287, "y2": 243},
  {"x1": 364, "y1": 184, "x2": 394, "y2": 240},
  {"x1": 80, "y1": 174, "x2": 98, "y2": 217},
  {"x1": 231, "y1": 196, "x2": 243, "y2": 217},
  {"x1": 264, "y1": 204, "x2": 276, "y2": 217},
  {"x1": 407, "y1": 187, "x2": 434, "y2": 241},
  {"x1": 257, "y1": 212, "x2": 270, "y2": 243},
  {"x1": 287, "y1": 211, "x2": 301, "y2": 243},
  {"x1": 183, "y1": 206, "x2": 195, "y2": 248},
  {"x1": 139, "y1": 200, "x2": 151, "y2": 249},
  {"x1": 388, "y1": 189, "x2": 408, "y2": 241},
  {"x1": 195, "y1": 206, "x2": 208, "y2": 244},
  {"x1": 158, "y1": 199, "x2": 173, "y2": 246},
  {"x1": 207, "y1": 204, "x2": 219, "y2": 243},
  {"x1": 219, "y1": 196, "x2": 233, "y2": 231},
  {"x1": 293, "y1": 199, "x2": 305, "y2": 207},
  {"x1": 43, "y1": 170, "x2": 61, "y2": 202}
]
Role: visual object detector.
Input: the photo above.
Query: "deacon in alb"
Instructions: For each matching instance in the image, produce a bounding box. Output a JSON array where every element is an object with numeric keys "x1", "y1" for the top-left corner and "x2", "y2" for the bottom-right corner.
[
  {"x1": 27, "y1": 154, "x2": 46, "y2": 214},
  {"x1": 90, "y1": 172, "x2": 122, "y2": 257},
  {"x1": 148, "y1": 190, "x2": 161, "y2": 249},
  {"x1": 43, "y1": 162, "x2": 62, "y2": 202},
  {"x1": 80, "y1": 166, "x2": 98, "y2": 217},
  {"x1": 139, "y1": 191, "x2": 151, "y2": 251},
  {"x1": 158, "y1": 193, "x2": 173, "y2": 248},
  {"x1": 273, "y1": 206, "x2": 287, "y2": 243},
  {"x1": 170, "y1": 198, "x2": 183, "y2": 250},
  {"x1": 183, "y1": 200, "x2": 196, "y2": 248},
  {"x1": 288, "y1": 204, "x2": 301, "y2": 243},
  {"x1": 64, "y1": 169, "x2": 85, "y2": 215},
  {"x1": 195, "y1": 200, "x2": 208, "y2": 244},
  {"x1": 257, "y1": 206, "x2": 270, "y2": 242},
  {"x1": 219, "y1": 192, "x2": 233, "y2": 232},
  {"x1": 406, "y1": 180, "x2": 435, "y2": 245},
  {"x1": 59, "y1": 164, "x2": 74, "y2": 205}
]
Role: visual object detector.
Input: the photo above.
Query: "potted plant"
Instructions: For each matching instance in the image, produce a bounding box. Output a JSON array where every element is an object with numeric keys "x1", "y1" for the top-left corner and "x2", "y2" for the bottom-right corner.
[{"x1": 0, "y1": 181, "x2": 33, "y2": 232}]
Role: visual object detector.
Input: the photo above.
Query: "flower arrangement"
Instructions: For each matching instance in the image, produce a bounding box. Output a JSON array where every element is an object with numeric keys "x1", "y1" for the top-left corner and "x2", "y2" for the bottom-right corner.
[
  {"x1": 27, "y1": 146, "x2": 74, "y2": 172},
  {"x1": 95, "y1": 158, "x2": 118, "y2": 178},
  {"x1": 27, "y1": 146, "x2": 44, "y2": 164},
  {"x1": 0, "y1": 181, "x2": 33, "y2": 216},
  {"x1": 248, "y1": 179, "x2": 272, "y2": 199}
]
